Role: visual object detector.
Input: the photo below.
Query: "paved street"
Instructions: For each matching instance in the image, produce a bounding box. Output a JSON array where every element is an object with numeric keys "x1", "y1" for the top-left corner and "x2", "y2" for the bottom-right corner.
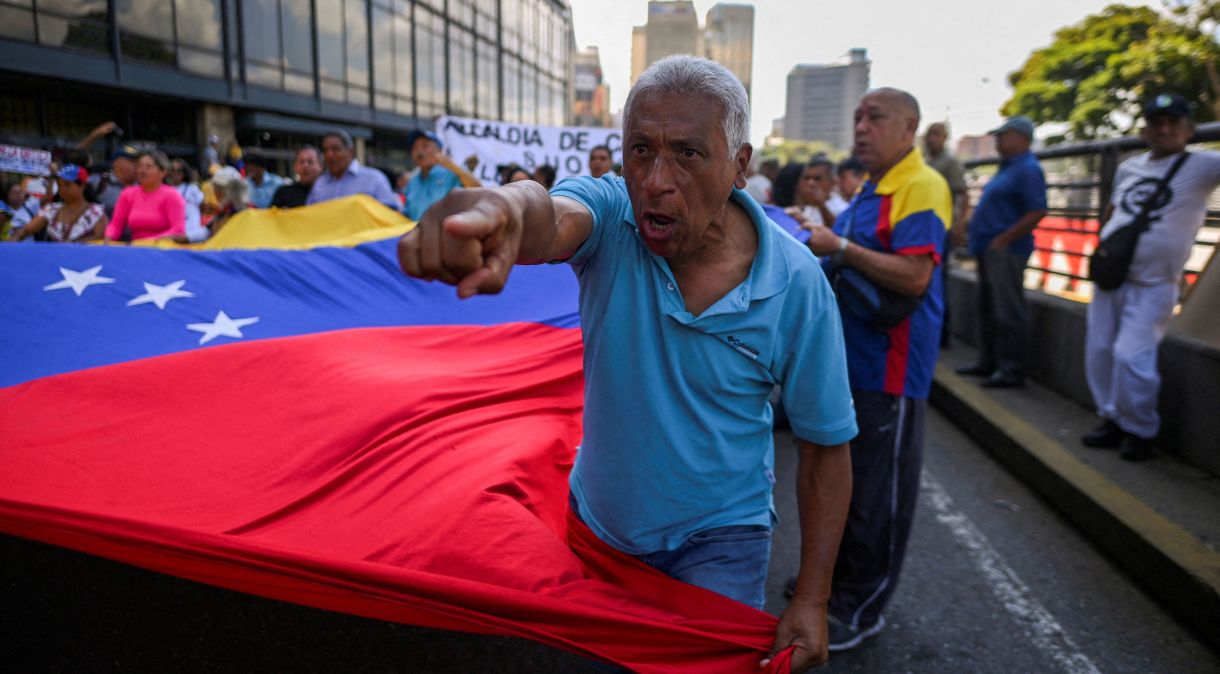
[
  {"x1": 3, "y1": 408, "x2": 1216, "y2": 672},
  {"x1": 766, "y1": 412, "x2": 1216, "y2": 673}
]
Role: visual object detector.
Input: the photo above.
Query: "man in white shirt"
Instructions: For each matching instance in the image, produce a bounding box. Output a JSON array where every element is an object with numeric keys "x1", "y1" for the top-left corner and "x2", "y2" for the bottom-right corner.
[{"x1": 1082, "y1": 93, "x2": 1220, "y2": 461}]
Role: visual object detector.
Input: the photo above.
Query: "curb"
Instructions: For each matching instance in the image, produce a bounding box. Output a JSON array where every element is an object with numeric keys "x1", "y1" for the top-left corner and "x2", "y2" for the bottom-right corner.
[{"x1": 930, "y1": 363, "x2": 1220, "y2": 653}]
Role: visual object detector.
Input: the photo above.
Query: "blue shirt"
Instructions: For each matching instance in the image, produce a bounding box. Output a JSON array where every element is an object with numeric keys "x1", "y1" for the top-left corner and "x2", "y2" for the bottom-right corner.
[
  {"x1": 247, "y1": 173, "x2": 286, "y2": 209},
  {"x1": 404, "y1": 165, "x2": 463, "y2": 221},
  {"x1": 968, "y1": 151, "x2": 1047, "y2": 257},
  {"x1": 551, "y1": 176, "x2": 858, "y2": 555},
  {"x1": 826, "y1": 148, "x2": 950, "y2": 400},
  {"x1": 306, "y1": 159, "x2": 400, "y2": 210}
]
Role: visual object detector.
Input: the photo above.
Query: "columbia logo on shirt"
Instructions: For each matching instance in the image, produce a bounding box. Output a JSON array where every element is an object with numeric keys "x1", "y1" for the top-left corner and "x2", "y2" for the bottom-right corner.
[{"x1": 726, "y1": 335, "x2": 760, "y2": 359}]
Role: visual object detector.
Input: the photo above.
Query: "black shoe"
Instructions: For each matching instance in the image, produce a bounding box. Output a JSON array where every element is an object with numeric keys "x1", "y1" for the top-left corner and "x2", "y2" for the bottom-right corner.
[
  {"x1": 955, "y1": 363, "x2": 993, "y2": 377},
  {"x1": 1119, "y1": 434, "x2": 1155, "y2": 462},
  {"x1": 828, "y1": 614, "x2": 887, "y2": 652},
  {"x1": 1082, "y1": 420, "x2": 1124, "y2": 448},
  {"x1": 981, "y1": 371, "x2": 1024, "y2": 388}
]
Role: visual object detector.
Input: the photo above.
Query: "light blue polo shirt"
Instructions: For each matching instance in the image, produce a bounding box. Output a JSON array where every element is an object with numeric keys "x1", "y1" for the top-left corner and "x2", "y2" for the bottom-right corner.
[
  {"x1": 551, "y1": 175, "x2": 858, "y2": 555},
  {"x1": 404, "y1": 165, "x2": 462, "y2": 220}
]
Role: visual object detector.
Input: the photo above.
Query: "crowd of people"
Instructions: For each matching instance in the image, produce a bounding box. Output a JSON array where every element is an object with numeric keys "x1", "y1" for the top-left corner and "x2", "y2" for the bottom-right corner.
[{"x1": 0, "y1": 123, "x2": 584, "y2": 245}]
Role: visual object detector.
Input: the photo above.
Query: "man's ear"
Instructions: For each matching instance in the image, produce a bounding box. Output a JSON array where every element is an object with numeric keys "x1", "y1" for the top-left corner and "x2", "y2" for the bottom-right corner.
[{"x1": 733, "y1": 143, "x2": 753, "y2": 190}]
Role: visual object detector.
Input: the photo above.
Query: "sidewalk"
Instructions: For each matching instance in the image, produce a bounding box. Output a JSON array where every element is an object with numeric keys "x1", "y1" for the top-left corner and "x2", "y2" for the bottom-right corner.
[{"x1": 931, "y1": 343, "x2": 1220, "y2": 652}]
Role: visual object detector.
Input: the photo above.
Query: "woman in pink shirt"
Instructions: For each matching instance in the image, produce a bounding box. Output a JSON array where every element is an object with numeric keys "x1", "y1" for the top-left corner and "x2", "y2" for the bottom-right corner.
[{"x1": 105, "y1": 151, "x2": 186, "y2": 242}]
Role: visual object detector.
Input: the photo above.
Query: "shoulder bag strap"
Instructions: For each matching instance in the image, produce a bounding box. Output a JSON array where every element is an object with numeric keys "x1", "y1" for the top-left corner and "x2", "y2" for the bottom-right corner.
[{"x1": 1132, "y1": 151, "x2": 1190, "y2": 231}]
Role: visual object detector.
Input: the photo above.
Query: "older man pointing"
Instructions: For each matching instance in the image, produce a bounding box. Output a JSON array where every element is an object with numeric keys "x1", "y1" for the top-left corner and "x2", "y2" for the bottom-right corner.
[{"x1": 399, "y1": 56, "x2": 857, "y2": 671}]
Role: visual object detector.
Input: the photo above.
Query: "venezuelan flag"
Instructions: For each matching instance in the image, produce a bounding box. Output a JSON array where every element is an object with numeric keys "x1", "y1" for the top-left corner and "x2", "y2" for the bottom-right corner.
[{"x1": 0, "y1": 196, "x2": 789, "y2": 673}]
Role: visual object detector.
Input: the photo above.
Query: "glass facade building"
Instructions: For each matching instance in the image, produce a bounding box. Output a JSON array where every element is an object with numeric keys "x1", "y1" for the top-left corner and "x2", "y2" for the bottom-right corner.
[{"x1": 0, "y1": 0, "x2": 574, "y2": 168}]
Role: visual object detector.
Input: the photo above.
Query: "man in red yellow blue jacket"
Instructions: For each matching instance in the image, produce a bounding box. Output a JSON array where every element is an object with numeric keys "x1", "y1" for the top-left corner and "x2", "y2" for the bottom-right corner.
[{"x1": 805, "y1": 87, "x2": 951, "y2": 651}]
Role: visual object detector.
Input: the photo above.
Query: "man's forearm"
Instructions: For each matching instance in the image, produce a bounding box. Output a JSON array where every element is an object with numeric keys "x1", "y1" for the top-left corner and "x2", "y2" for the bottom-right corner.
[
  {"x1": 841, "y1": 242, "x2": 935, "y2": 296},
  {"x1": 492, "y1": 180, "x2": 560, "y2": 263},
  {"x1": 790, "y1": 440, "x2": 852, "y2": 602},
  {"x1": 437, "y1": 155, "x2": 483, "y2": 188},
  {"x1": 994, "y1": 209, "x2": 1046, "y2": 247}
]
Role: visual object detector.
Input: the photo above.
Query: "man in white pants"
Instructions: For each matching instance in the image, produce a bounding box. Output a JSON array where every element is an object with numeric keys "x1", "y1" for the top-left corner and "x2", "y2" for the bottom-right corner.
[{"x1": 1083, "y1": 94, "x2": 1220, "y2": 461}]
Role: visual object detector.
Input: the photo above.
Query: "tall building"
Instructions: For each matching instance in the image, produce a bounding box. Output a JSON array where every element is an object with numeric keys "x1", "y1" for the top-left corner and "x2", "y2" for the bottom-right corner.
[
  {"x1": 631, "y1": 25, "x2": 648, "y2": 86},
  {"x1": 0, "y1": 0, "x2": 575, "y2": 170},
  {"x1": 630, "y1": 2, "x2": 753, "y2": 98},
  {"x1": 784, "y1": 48, "x2": 871, "y2": 152},
  {"x1": 573, "y1": 47, "x2": 611, "y2": 127},
  {"x1": 703, "y1": 4, "x2": 754, "y2": 99}
]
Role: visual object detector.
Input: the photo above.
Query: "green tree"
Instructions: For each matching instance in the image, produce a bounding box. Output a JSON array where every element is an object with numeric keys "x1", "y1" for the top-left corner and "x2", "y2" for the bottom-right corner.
[
  {"x1": 758, "y1": 139, "x2": 840, "y2": 165},
  {"x1": 1003, "y1": 2, "x2": 1220, "y2": 139}
]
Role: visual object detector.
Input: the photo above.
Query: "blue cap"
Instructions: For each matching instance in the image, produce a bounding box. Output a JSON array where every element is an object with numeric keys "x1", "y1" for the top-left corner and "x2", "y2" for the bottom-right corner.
[
  {"x1": 407, "y1": 129, "x2": 444, "y2": 151},
  {"x1": 56, "y1": 164, "x2": 89, "y2": 183},
  {"x1": 989, "y1": 116, "x2": 1035, "y2": 139},
  {"x1": 110, "y1": 144, "x2": 141, "y2": 161},
  {"x1": 1142, "y1": 93, "x2": 1190, "y2": 119}
]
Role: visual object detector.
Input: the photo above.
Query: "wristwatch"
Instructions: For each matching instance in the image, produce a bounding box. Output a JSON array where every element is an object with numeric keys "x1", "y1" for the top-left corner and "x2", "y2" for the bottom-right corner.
[{"x1": 833, "y1": 236, "x2": 849, "y2": 264}]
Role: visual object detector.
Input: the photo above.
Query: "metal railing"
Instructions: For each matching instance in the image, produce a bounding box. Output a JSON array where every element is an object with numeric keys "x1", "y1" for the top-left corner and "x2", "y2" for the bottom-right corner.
[{"x1": 962, "y1": 122, "x2": 1220, "y2": 302}]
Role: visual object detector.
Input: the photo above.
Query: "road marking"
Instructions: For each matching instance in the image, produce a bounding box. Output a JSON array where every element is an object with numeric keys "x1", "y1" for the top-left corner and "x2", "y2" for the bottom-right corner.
[{"x1": 921, "y1": 470, "x2": 1102, "y2": 674}]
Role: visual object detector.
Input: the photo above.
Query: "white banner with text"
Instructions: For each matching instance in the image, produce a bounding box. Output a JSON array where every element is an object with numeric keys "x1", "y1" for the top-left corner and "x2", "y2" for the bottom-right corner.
[{"x1": 435, "y1": 116, "x2": 622, "y2": 186}]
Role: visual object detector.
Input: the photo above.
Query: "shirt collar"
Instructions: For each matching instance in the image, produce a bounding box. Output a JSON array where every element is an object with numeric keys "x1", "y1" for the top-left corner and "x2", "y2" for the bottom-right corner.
[
  {"x1": 327, "y1": 158, "x2": 362, "y2": 181},
  {"x1": 1000, "y1": 150, "x2": 1033, "y2": 168},
  {"x1": 873, "y1": 147, "x2": 925, "y2": 196}
]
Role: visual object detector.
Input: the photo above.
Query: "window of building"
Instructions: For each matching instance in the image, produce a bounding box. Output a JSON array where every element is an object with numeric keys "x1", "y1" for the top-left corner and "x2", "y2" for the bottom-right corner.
[
  {"x1": 372, "y1": 0, "x2": 413, "y2": 117},
  {"x1": 520, "y1": 65, "x2": 536, "y2": 125},
  {"x1": 281, "y1": 0, "x2": 315, "y2": 94},
  {"x1": 448, "y1": 26, "x2": 475, "y2": 117},
  {"x1": 474, "y1": 0, "x2": 496, "y2": 41},
  {"x1": 502, "y1": 55, "x2": 520, "y2": 124},
  {"x1": 175, "y1": 0, "x2": 224, "y2": 77},
  {"x1": 448, "y1": 0, "x2": 473, "y2": 30},
  {"x1": 475, "y1": 38, "x2": 498, "y2": 120},
  {"x1": 345, "y1": 0, "x2": 369, "y2": 105},
  {"x1": 0, "y1": 2, "x2": 35, "y2": 45},
  {"x1": 316, "y1": 0, "x2": 345, "y2": 102},
  {"x1": 501, "y1": 0, "x2": 518, "y2": 55},
  {"x1": 116, "y1": 0, "x2": 174, "y2": 66},
  {"x1": 19, "y1": 0, "x2": 110, "y2": 56},
  {"x1": 414, "y1": 8, "x2": 445, "y2": 117},
  {"x1": 521, "y1": 0, "x2": 537, "y2": 65},
  {"x1": 243, "y1": 0, "x2": 315, "y2": 94}
]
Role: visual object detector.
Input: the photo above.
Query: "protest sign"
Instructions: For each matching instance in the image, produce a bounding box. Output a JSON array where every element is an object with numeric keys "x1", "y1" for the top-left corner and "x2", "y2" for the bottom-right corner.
[
  {"x1": 436, "y1": 115, "x2": 621, "y2": 186},
  {"x1": 0, "y1": 145, "x2": 52, "y2": 176}
]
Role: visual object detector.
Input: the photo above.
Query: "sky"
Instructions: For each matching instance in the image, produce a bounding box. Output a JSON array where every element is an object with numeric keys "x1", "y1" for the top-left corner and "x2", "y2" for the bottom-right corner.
[{"x1": 566, "y1": 0, "x2": 1141, "y2": 146}]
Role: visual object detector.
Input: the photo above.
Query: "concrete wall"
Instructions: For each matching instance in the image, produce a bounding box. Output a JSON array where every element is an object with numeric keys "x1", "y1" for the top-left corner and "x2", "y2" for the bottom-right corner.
[{"x1": 946, "y1": 269, "x2": 1220, "y2": 476}]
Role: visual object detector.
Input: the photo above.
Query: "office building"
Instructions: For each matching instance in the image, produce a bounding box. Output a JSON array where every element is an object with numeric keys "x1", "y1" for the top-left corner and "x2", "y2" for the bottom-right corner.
[
  {"x1": 703, "y1": 4, "x2": 753, "y2": 99},
  {"x1": 630, "y1": 2, "x2": 753, "y2": 100},
  {"x1": 573, "y1": 46, "x2": 611, "y2": 127},
  {"x1": 0, "y1": 0, "x2": 575, "y2": 169},
  {"x1": 784, "y1": 48, "x2": 870, "y2": 152}
]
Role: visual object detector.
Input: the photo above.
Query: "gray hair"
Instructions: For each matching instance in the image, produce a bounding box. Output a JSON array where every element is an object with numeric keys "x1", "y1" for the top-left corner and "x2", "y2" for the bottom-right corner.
[
  {"x1": 624, "y1": 55, "x2": 750, "y2": 155},
  {"x1": 322, "y1": 129, "x2": 354, "y2": 149}
]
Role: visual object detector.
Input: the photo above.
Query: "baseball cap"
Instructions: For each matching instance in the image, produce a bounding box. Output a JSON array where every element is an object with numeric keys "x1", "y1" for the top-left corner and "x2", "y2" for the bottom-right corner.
[
  {"x1": 989, "y1": 116, "x2": 1035, "y2": 139},
  {"x1": 407, "y1": 129, "x2": 444, "y2": 151},
  {"x1": 244, "y1": 152, "x2": 270, "y2": 168},
  {"x1": 111, "y1": 144, "x2": 141, "y2": 161},
  {"x1": 1142, "y1": 93, "x2": 1190, "y2": 119},
  {"x1": 56, "y1": 164, "x2": 89, "y2": 184}
]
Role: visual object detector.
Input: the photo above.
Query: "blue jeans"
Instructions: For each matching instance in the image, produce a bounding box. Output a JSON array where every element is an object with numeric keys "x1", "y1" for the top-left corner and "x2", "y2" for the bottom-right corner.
[{"x1": 571, "y1": 495, "x2": 772, "y2": 609}]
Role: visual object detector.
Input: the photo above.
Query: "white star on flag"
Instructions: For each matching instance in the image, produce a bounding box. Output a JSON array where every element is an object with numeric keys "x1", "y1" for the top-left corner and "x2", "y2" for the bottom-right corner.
[
  {"x1": 43, "y1": 265, "x2": 116, "y2": 296},
  {"x1": 186, "y1": 310, "x2": 260, "y2": 345},
  {"x1": 127, "y1": 280, "x2": 195, "y2": 310}
]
